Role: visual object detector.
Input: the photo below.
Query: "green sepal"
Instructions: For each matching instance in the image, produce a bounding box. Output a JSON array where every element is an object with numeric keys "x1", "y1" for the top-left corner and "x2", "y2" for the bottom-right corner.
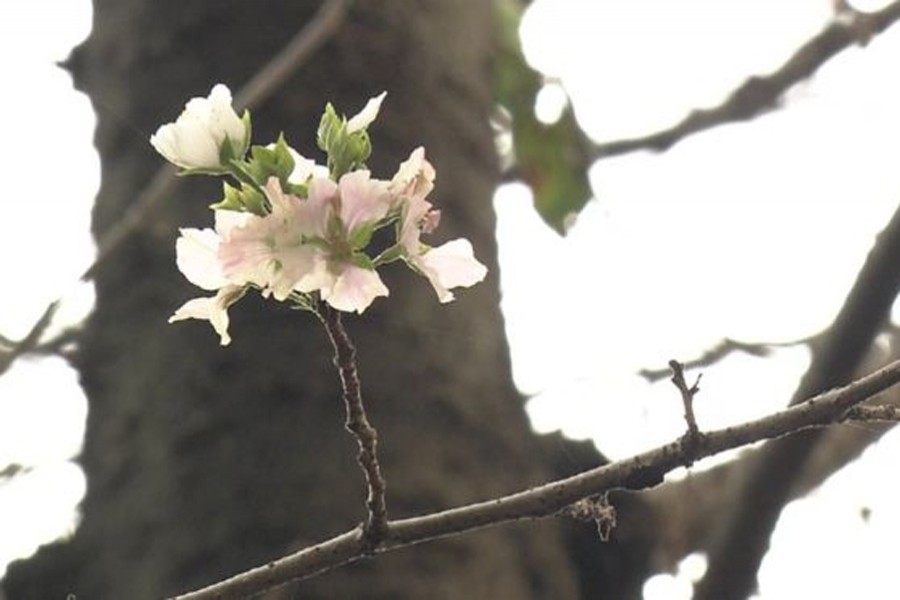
[
  {"x1": 285, "y1": 181, "x2": 308, "y2": 197},
  {"x1": 245, "y1": 133, "x2": 295, "y2": 187},
  {"x1": 287, "y1": 291, "x2": 318, "y2": 314},
  {"x1": 350, "y1": 251, "x2": 376, "y2": 270},
  {"x1": 218, "y1": 110, "x2": 253, "y2": 165},
  {"x1": 372, "y1": 243, "x2": 404, "y2": 267},
  {"x1": 176, "y1": 165, "x2": 230, "y2": 177},
  {"x1": 209, "y1": 181, "x2": 243, "y2": 212},
  {"x1": 239, "y1": 110, "x2": 252, "y2": 156},
  {"x1": 316, "y1": 102, "x2": 375, "y2": 178},
  {"x1": 317, "y1": 103, "x2": 341, "y2": 153},
  {"x1": 210, "y1": 181, "x2": 268, "y2": 216},
  {"x1": 348, "y1": 220, "x2": 376, "y2": 250}
]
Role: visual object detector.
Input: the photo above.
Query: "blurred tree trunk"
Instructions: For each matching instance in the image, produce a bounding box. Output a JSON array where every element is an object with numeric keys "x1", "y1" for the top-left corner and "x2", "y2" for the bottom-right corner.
[{"x1": 3, "y1": 1, "x2": 592, "y2": 598}]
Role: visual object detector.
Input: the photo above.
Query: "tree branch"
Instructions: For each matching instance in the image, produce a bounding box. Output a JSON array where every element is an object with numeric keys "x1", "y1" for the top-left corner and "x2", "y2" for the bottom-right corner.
[
  {"x1": 317, "y1": 304, "x2": 388, "y2": 546},
  {"x1": 168, "y1": 358, "x2": 900, "y2": 600},
  {"x1": 669, "y1": 360, "x2": 702, "y2": 447},
  {"x1": 638, "y1": 335, "x2": 816, "y2": 382},
  {"x1": 591, "y1": 2, "x2": 900, "y2": 160},
  {"x1": 694, "y1": 202, "x2": 900, "y2": 599},
  {"x1": 0, "y1": 300, "x2": 59, "y2": 376}
]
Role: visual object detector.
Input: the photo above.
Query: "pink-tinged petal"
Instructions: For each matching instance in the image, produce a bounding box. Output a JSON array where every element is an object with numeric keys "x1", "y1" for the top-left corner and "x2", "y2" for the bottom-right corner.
[
  {"x1": 398, "y1": 196, "x2": 434, "y2": 255},
  {"x1": 390, "y1": 147, "x2": 435, "y2": 204},
  {"x1": 291, "y1": 256, "x2": 334, "y2": 295},
  {"x1": 295, "y1": 177, "x2": 336, "y2": 237},
  {"x1": 267, "y1": 247, "x2": 326, "y2": 301},
  {"x1": 168, "y1": 284, "x2": 246, "y2": 346},
  {"x1": 414, "y1": 239, "x2": 488, "y2": 303},
  {"x1": 175, "y1": 228, "x2": 230, "y2": 290},
  {"x1": 219, "y1": 179, "x2": 335, "y2": 299},
  {"x1": 421, "y1": 209, "x2": 441, "y2": 234},
  {"x1": 321, "y1": 265, "x2": 389, "y2": 313},
  {"x1": 217, "y1": 215, "x2": 280, "y2": 286},
  {"x1": 214, "y1": 209, "x2": 253, "y2": 238},
  {"x1": 337, "y1": 170, "x2": 391, "y2": 233},
  {"x1": 346, "y1": 92, "x2": 387, "y2": 133}
]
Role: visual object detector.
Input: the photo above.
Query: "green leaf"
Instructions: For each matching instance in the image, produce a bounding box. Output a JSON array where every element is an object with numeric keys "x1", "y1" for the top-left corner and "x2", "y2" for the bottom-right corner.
[{"x1": 493, "y1": 0, "x2": 593, "y2": 234}]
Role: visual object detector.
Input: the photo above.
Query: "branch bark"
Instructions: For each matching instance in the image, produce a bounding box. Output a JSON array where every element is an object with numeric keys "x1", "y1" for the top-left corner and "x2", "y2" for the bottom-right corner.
[
  {"x1": 318, "y1": 304, "x2": 389, "y2": 544},
  {"x1": 694, "y1": 202, "x2": 900, "y2": 599},
  {"x1": 170, "y1": 358, "x2": 900, "y2": 600},
  {"x1": 591, "y1": 2, "x2": 900, "y2": 160}
]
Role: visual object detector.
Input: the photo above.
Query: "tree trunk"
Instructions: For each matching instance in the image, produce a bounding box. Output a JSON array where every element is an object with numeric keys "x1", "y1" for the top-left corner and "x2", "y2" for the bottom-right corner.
[{"x1": 4, "y1": 1, "x2": 586, "y2": 598}]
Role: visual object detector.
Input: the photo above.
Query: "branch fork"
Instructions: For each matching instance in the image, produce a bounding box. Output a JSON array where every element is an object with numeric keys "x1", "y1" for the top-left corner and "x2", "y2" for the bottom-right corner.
[{"x1": 668, "y1": 359, "x2": 705, "y2": 463}]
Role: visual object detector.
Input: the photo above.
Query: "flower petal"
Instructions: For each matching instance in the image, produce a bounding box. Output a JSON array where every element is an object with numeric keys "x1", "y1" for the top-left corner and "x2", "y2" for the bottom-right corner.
[
  {"x1": 168, "y1": 285, "x2": 246, "y2": 346},
  {"x1": 150, "y1": 84, "x2": 246, "y2": 170},
  {"x1": 321, "y1": 265, "x2": 389, "y2": 313},
  {"x1": 390, "y1": 146, "x2": 435, "y2": 204},
  {"x1": 337, "y1": 170, "x2": 391, "y2": 234},
  {"x1": 346, "y1": 92, "x2": 387, "y2": 133},
  {"x1": 175, "y1": 228, "x2": 230, "y2": 290},
  {"x1": 414, "y1": 239, "x2": 488, "y2": 303}
]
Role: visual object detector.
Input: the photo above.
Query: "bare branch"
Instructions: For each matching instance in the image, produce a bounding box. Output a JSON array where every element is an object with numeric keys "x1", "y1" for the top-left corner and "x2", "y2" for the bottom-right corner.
[
  {"x1": 317, "y1": 304, "x2": 389, "y2": 546},
  {"x1": 694, "y1": 202, "x2": 900, "y2": 600},
  {"x1": 591, "y1": 2, "x2": 900, "y2": 160},
  {"x1": 669, "y1": 360, "x2": 701, "y2": 436},
  {"x1": 669, "y1": 360, "x2": 703, "y2": 462},
  {"x1": 0, "y1": 463, "x2": 30, "y2": 486},
  {"x1": 638, "y1": 335, "x2": 816, "y2": 382},
  {"x1": 0, "y1": 300, "x2": 60, "y2": 376},
  {"x1": 168, "y1": 358, "x2": 900, "y2": 600},
  {"x1": 231, "y1": 0, "x2": 353, "y2": 112}
]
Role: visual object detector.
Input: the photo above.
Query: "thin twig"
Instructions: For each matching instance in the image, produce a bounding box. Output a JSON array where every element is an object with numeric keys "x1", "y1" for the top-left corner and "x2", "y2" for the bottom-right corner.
[
  {"x1": 590, "y1": 2, "x2": 900, "y2": 160},
  {"x1": 638, "y1": 335, "x2": 817, "y2": 382},
  {"x1": 317, "y1": 304, "x2": 389, "y2": 546},
  {"x1": 0, "y1": 301, "x2": 60, "y2": 376},
  {"x1": 668, "y1": 360, "x2": 703, "y2": 458},
  {"x1": 168, "y1": 358, "x2": 900, "y2": 600},
  {"x1": 232, "y1": 0, "x2": 353, "y2": 112},
  {"x1": 10, "y1": 0, "x2": 355, "y2": 365}
]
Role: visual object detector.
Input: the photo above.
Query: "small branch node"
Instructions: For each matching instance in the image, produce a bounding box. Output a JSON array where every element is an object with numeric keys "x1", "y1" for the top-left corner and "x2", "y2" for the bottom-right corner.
[{"x1": 561, "y1": 494, "x2": 617, "y2": 541}]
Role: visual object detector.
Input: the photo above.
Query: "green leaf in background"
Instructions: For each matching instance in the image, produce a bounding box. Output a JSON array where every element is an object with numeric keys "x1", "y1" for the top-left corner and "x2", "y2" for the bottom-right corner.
[{"x1": 494, "y1": 0, "x2": 594, "y2": 234}]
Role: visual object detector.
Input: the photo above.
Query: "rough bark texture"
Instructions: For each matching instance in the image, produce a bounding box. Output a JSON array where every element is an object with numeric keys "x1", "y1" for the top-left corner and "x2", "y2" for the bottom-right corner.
[{"x1": 3, "y1": 1, "x2": 588, "y2": 598}]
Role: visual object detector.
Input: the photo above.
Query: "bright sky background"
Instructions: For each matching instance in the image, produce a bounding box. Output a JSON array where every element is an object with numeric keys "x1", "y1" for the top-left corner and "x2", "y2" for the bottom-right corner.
[{"x1": 2, "y1": 0, "x2": 900, "y2": 598}]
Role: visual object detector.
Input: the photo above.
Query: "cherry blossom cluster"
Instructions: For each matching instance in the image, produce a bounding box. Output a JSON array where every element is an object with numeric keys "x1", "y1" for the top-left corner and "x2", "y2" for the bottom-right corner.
[{"x1": 151, "y1": 84, "x2": 487, "y2": 345}]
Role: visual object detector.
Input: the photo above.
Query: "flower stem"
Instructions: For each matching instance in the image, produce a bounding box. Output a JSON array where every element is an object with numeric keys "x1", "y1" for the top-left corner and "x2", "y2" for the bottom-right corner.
[{"x1": 317, "y1": 303, "x2": 389, "y2": 547}]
